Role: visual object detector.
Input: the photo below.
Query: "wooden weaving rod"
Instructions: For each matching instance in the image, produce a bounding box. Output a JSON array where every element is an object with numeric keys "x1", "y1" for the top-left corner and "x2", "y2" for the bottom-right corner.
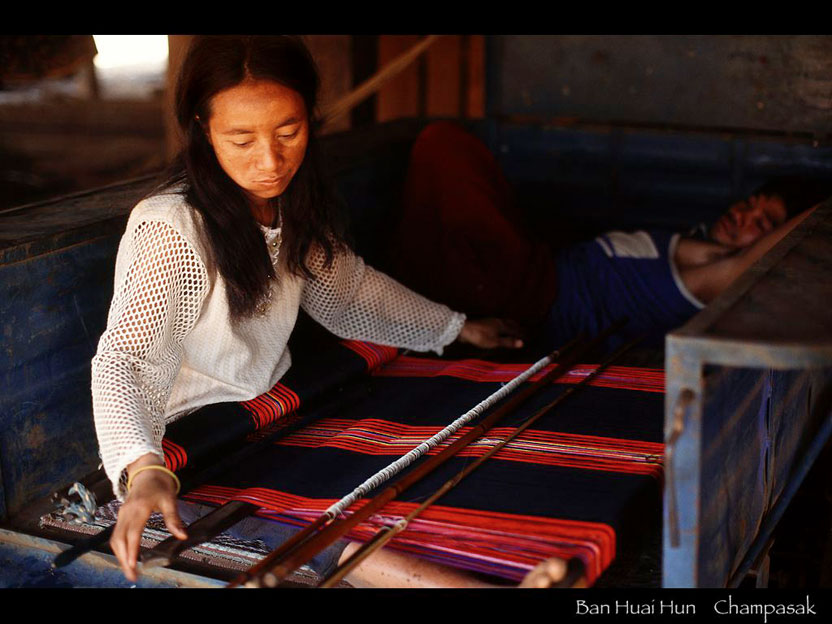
[
  {"x1": 233, "y1": 318, "x2": 628, "y2": 588},
  {"x1": 318, "y1": 333, "x2": 645, "y2": 588}
]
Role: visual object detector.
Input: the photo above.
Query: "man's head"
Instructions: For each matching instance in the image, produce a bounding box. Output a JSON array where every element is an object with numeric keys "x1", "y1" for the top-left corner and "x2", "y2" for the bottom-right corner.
[
  {"x1": 709, "y1": 192, "x2": 787, "y2": 248},
  {"x1": 710, "y1": 177, "x2": 832, "y2": 248}
]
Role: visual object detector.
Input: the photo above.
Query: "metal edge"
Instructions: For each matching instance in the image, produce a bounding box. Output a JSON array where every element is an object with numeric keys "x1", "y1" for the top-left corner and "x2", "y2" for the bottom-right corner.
[
  {"x1": 662, "y1": 339, "x2": 704, "y2": 587},
  {"x1": 667, "y1": 334, "x2": 832, "y2": 371},
  {"x1": 0, "y1": 527, "x2": 225, "y2": 588}
]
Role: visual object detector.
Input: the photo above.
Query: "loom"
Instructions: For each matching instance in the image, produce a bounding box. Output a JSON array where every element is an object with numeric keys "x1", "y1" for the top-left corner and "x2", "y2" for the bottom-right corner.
[{"x1": 2, "y1": 35, "x2": 832, "y2": 588}]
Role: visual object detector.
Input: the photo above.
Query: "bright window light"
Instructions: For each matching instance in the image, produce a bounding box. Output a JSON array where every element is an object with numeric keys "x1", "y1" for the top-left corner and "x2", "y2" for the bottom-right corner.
[{"x1": 93, "y1": 35, "x2": 168, "y2": 70}]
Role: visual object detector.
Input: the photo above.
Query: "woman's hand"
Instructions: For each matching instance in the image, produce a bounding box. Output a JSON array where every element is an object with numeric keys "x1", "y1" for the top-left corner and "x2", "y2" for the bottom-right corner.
[
  {"x1": 110, "y1": 453, "x2": 187, "y2": 582},
  {"x1": 457, "y1": 318, "x2": 524, "y2": 350}
]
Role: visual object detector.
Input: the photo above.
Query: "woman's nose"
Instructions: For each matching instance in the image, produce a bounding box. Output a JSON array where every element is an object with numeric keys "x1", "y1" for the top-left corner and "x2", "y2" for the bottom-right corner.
[{"x1": 255, "y1": 144, "x2": 283, "y2": 172}]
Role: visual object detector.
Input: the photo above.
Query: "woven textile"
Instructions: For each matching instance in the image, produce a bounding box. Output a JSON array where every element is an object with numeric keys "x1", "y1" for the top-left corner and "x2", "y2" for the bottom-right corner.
[{"x1": 160, "y1": 327, "x2": 664, "y2": 585}]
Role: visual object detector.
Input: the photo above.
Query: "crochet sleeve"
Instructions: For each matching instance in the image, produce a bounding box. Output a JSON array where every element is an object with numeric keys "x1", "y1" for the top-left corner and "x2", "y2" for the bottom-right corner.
[
  {"x1": 91, "y1": 219, "x2": 209, "y2": 499},
  {"x1": 300, "y1": 244, "x2": 466, "y2": 354}
]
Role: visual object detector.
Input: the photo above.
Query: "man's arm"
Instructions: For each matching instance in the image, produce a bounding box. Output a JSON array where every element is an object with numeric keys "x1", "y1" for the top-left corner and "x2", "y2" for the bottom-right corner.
[
  {"x1": 679, "y1": 206, "x2": 818, "y2": 304},
  {"x1": 674, "y1": 238, "x2": 735, "y2": 269}
]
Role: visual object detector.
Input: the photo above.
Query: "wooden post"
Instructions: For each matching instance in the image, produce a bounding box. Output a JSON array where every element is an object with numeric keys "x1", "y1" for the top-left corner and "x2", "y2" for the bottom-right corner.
[
  {"x1": 304, "y1": 35, "x2": 353, "y2": 135},
  {"x1": 466, "y1": 35, "x2": 485, "y2": 118},
  {"x1": 378, "y1": 34, "x2": 484, "y2": 123},
  {"x1": 426, "y1": 35, "x2": 461, "y2": 117},
  {"x1": 377, "y1": 36, "x2": 423, "y2": 122},
  {"x1": 164, "y1": 35, "x2": 192, "y2": 162}
]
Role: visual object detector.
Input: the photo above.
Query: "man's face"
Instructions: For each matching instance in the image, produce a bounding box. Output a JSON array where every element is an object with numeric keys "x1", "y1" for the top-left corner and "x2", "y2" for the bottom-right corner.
[{"x1": 709, "y1": 193, "x2": 788, "y2": 248}]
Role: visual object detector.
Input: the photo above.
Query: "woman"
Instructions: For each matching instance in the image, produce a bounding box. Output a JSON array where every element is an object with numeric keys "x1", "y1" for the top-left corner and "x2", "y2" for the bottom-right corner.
[{"x1": 92, "y1": 36, "x2": 521, "y2": 585}]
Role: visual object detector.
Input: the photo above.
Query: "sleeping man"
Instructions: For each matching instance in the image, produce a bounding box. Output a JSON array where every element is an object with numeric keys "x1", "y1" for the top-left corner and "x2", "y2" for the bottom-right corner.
[{"x1": 387, "y1": 122, "x2": 831, "y2": 350}]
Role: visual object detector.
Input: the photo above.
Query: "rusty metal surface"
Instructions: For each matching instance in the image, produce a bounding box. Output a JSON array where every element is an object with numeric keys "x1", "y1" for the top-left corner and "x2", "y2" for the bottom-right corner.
[{"x1": 487, "y1": 36, "x2": 832, "y2": 136}]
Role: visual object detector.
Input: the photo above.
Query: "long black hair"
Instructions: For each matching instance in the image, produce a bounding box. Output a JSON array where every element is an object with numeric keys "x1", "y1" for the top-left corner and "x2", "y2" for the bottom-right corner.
[{"x1": 155, "y1": 35, "x2": 347, "y2": 319}]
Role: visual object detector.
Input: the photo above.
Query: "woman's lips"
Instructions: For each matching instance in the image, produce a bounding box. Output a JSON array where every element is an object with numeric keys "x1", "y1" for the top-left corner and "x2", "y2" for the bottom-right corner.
[{"x1": 255, "y1": 177, "x2": 283, "y2": 186}]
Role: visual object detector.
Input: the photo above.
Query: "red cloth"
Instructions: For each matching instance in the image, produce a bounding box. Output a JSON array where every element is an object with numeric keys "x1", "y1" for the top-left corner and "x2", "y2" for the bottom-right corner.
[{"x1": 388, "y1": 122, "x2": 557, "y2": 325}]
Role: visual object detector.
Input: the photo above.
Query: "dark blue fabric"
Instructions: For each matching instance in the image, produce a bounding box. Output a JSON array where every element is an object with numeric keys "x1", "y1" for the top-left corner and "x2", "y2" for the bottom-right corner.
[
  {"x1": 543, "y1": 230, "x2": 701, "y2": 350},
  {"x1": 201, "y1": 378, "x2": 663, "y2": 544},
  {"x1": 177, "y1": 501, "x2": 349, "y2": 577}
]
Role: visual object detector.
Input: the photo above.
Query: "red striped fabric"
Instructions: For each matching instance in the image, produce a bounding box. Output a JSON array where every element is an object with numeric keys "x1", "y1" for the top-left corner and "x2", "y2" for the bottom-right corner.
[
  {"x1": 178, "y1": 349, "x2": 664, "y2": 584},
  {"x1": 239, "y1": 383, "x2": 302, "y2": 430},
  {"x1": 340, "y1": 340, "x2": 399, "y2": 371},
  {"x1": 375, "y1": 357, "x2": 665, "y2": 393},
  {"x1": 274, "y1": 418, "x2": 664, "y2": 478},
  {"x1": 162, "y1": 438, "x2": 188, "y2": 472},
  {"x1": 185, "y1": 484, "x2": 616, "y2": 584}
]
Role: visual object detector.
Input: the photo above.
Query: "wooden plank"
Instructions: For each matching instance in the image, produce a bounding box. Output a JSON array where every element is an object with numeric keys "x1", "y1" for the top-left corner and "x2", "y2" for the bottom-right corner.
[
  {"x1": 305, "y1": 35, "x2": 353, "y2": 135},
  {"x1": 0, "y1": 176, "x2": 151, "y2": 262},
  {"x1": 377, "y1": 35, "x2": 422, "y2": 122},
  {"x1": 164, "y1": 35, "x2": 192, "y2": 161},
  {"x1": 426, "y1": 35, "x2": 461, "y2": 117},
  {"x1": 466, "y1": 35, "x2": 486, "y2": 118}
]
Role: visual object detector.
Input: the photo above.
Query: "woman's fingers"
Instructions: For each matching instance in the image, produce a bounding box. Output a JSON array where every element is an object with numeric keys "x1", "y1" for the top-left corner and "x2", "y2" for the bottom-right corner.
[
  {"x1": 496, "y1": 333, "x2": 524, "y2": 349},
  {"x1": 110, "y1": 466, "x2": 184, "y2": 581},
  {"x1": 111, "y1": 502, "x2": 150, "y2": 582},
  {"x1": 124, "y1": 513, "x2": 144, "y2": 581},
  {"x1": 159, "y1": 496, "x2": 188, "y2": 540},
  {"x1": 109, "y1": 523, "x2": 128, "y2": 577},
  {"x1": 459, "y1": 318, "x2": 525, "y2": 349}
]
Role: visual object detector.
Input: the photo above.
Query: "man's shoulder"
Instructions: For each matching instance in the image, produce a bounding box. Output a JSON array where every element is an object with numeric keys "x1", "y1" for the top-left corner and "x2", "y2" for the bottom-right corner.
[{"x1": 595, "y1": 229, "x2": 673, "y2": 259}]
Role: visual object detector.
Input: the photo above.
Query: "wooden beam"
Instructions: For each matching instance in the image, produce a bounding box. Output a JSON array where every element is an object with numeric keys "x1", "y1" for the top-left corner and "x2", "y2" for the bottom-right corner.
[
  {"x1": 426, "y1": 35, "x2": 461, "y2": 117},
  {"x1": 377, "y1": 36, "x2": 422, "y2": 122},
  {"x1": 466, "y1": 35, "x2": 485, "y2": 118},
  {"x1": 304, "y1": 35, "x2": 353, "y2": 135},
  {"x1": 164, "y1": 35, "x2": 192, "y2": 162}
]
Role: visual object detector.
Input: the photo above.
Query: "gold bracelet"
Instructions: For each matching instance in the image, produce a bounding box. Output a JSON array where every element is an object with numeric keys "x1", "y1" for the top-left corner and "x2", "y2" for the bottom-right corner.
[{"x1": 126, "y1": 465, "x2": 181, "y2": 495}]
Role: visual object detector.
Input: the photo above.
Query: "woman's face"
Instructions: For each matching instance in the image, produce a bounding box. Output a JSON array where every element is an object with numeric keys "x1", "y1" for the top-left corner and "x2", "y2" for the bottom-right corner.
[{"x1": 205, "y1": 80, "x2": 309, "y2": 208}]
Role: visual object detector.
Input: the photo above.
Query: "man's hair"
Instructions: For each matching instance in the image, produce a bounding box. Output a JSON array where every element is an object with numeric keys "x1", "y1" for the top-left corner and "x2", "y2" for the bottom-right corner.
[{"x1": 751, "y1": 176, "x2": 832, "y2": 218}]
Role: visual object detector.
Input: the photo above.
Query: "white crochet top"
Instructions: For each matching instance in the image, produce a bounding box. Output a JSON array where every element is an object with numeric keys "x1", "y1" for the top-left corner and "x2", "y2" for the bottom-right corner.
[{"x1": 91, "y1": 190, "x2": 466, "y2": 498}]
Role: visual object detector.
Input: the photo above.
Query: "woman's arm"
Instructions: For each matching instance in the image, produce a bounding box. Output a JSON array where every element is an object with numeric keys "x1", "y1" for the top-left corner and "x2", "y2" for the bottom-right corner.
[
  {"x1": 300, "y1": 244, "x2": 521, "y2": 353},
  {"x1": 92, "y1": 217, "x2": 209, "y2": 579},
  {"x1": 679, "y1": 207, "x2": 817, "y2": 304}
]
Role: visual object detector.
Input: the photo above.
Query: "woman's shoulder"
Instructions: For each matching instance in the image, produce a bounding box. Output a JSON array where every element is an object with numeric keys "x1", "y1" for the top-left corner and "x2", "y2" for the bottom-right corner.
[{"x1": 127, "y1": 188, "x2": 204, "y2": 244}]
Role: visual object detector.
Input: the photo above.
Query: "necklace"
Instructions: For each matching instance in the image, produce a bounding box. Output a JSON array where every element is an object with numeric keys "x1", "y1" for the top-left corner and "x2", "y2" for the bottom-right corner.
[{"x1": 256, "y1": 202, "x2": 283, "y2": 317}]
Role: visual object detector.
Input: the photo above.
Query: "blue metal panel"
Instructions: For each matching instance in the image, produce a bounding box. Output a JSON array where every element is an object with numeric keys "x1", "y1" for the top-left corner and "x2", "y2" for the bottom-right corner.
[
  {"x1": 489, "y1": 123, "x2": 832, "y2": 238},
  {"x1": 698, "y1": 366, "x2": 770, "y2": 586},
  {"x1": 663, "y1": 342, "x2": 703, "y2": 587},
  {"x1": 0, "y1": 235, "x2": 120, "y2": 518},
  {"x1": 663, "y1": 201, "x2": 832, "y2": 587}
]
